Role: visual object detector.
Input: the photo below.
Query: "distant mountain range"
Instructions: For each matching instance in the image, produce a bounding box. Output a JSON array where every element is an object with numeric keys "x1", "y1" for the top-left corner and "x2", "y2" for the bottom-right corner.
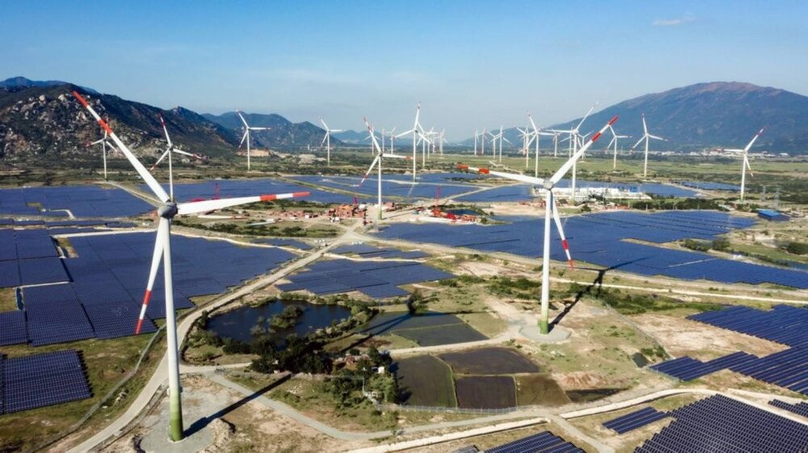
[
  {"x1": 467, "y1": 82, "x2": 808, "y2": 154},
  {"x1": 2, "y1": 77, "x2": 807, "y2": 165},
  {"x1": 202, "y1": 112, "x2": 342, "y2": 149}
]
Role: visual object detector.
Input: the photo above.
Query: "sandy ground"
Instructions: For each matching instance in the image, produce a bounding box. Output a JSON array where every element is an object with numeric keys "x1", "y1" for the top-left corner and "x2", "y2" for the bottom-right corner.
[
  {"x1": 631, "y1": 313, "x2": 786, "y2": 359},
  {"x1": 103, "y1": 375, "x2": 365, "y2": 453}
]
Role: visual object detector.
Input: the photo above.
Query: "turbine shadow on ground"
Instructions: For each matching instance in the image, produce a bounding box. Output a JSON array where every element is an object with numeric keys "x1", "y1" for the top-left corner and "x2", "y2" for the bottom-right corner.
[{"x1": 184, "y1": 372, "x2": 292, "y2": 437}]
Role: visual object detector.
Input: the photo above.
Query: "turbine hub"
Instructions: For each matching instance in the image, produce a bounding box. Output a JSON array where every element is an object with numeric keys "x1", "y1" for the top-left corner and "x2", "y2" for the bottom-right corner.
[
  {"x1": 158, "y1": 202, "x2": 178, "y2": 219},
  {"x1": 543, "y1": 180, "x2": 553, "y2": 190}
]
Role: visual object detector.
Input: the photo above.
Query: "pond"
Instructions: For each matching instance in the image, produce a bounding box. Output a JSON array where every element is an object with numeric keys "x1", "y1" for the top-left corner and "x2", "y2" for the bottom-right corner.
[
  {"x1": 206, "y1": 299, "x2": 351, "y2": 343},
  {"x1": 445, "y1": 208, "x2": 483, "y2": 216}
]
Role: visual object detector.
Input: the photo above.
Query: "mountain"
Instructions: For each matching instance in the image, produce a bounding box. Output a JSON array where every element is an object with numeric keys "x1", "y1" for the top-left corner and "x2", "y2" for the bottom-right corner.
[
  {"x1": 332, "y1": 129, "x2": 369, "y2": 144},
  {"x1": 0, "y1": 76, "x2": 98, "y2": 94},
  {"x1": 203, "y1": 112, "x2": 342, "y2": 149},
  {"x1": 465, "y1": 82, "x2": 808, "y2": 154},
  {"x1": 0, "y1": 80, "x2": 236, "y2": 163}
]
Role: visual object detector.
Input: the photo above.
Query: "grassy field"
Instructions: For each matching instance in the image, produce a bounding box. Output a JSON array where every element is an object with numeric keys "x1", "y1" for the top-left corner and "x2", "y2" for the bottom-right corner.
[
  {"x1": 439, "y1": 348, "x2": 539, "y2": 375},
  {"x1": 396, "y1": 355, "x2": 457, "y2": 407},
  {"x1": 515, "y1": 374, "x2": 571, "y2": 407},
  {"x1": 0, "y1": 287, "x2": 17, "y2": 311}
]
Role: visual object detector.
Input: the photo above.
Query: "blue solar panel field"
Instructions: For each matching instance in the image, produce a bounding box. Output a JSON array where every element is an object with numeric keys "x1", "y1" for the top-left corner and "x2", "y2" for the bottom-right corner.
[
  {"x1": 373, "y1": 211, "x2": 808, "y2": 289},
  {"x1": 1, "y1": 350, "x2": 91, "y2": 414},
  {"x1": 486, "y1": 430, "x2": 584, "y2": 453},
  {"x1": 603, "y1": 407, "x2": 670, "y2": 434},
  {"x1": 636, "y1": 395, "x2": 808, "y2": 452},
  {"x1": 0, "y1": 185, "x2": 152, "y2": 218}
]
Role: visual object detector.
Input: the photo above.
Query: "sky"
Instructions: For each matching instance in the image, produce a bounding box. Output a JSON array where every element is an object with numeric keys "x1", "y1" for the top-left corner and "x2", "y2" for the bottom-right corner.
[{"x1": 2, "y1": 1, "x2": 807, "y2": 140}]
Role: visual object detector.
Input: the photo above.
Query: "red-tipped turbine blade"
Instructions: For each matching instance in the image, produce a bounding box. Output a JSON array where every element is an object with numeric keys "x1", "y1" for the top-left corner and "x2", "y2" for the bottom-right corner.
[
  {"x1": 136, "y1": 218, "x2": 168, "y2": 334},
  {"x1": 550, "y1": 193, "x2": 574, "y2": 269}
]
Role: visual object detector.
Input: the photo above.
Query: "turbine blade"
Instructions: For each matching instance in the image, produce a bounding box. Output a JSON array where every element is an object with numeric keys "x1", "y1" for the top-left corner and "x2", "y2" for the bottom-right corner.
[
  {"x1": 631, "y1": 136, "x2": 645, "y2": 150},
  {"x1": 73, "y1": 91, "x2": 170, "y2": 203},
  {"x1": 136, "y1": 218, "x2": 167, "y2": 334},
  {"x1": 150, "y1": 149, "x2": 170, "y2": 171},
  {"x1": 237, "y1": 111, "x2": 249, "y2": 127},
  {"x1": 159, "y1": 115, "x2": 173, "y2": 148},
  {"x1": 359, "y1": 156, "x2": 380, "y2": 186},
  {"x1": 239, "y1": 130, "x2": 249, "y2": 149},
  {"x1": 550, "y1": 193, "x2": 574, "y2": 269},
  {"x1": 177, "y1": 192, "x2": 310, "y2": 216},
  {"x1": 743, "y1": 128, "x2": 765, "y2": 153},
  {"x1": 550, "y1": 116, "x2": 618, "y2": 185},
  {"x1": 457, "y1": 164, "x2": 545, "y2": 185}
]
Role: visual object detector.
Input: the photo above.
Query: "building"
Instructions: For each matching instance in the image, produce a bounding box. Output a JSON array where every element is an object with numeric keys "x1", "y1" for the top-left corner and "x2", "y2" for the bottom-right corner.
[{"x1": 757, "y1": 209, "x2": 789, "y2": 222}]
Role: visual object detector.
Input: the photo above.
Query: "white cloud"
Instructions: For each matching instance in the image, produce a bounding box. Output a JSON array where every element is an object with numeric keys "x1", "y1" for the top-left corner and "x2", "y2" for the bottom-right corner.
[{"x1": 652, "y1": 14, "x2": 695, "y2": 27}]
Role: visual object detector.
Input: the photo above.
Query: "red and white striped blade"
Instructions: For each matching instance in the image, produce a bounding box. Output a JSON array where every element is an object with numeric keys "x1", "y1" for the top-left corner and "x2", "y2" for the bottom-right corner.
[
  {"x1": 358, "y1": 156, "x2": 380, "y2": 187},
  {"x1": 72, "y1": 91, "x2": 170, "y2": 203},
  {"x1": 363, "y1": 117, "x2": 384, "y2": 154},
  {"x1": 550, "y1": 192, "x2": 574, "y2": 269},
  {"x1": 136, "y1": 218, "x2": 168, "y2": 334},
  {"x1": 744, "y1": 128, "x2": 765, "y2": 153},
  {"x1": 549, "y1": 116, "x2": 618, "y2": 185},
  {"x1": 177, "y1": 192, "x2": 310, "y2": 216}
]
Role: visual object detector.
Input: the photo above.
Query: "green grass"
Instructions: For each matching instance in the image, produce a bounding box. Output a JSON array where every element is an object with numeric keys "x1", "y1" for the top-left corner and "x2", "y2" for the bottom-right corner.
[{"x1": 0, "y1": 287, "x2": 17, "y2": 311}]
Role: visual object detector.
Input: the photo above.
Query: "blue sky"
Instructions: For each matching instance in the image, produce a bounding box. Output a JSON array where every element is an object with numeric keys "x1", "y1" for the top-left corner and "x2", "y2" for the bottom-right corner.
[{"x1": 2, "y1": 1, "x2": 806, "y2": 139}]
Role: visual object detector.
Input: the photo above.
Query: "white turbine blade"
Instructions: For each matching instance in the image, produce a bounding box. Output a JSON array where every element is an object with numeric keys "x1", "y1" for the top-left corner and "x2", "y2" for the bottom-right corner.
[
  {"x1": 331, "y1": 129, "x2": 344, "y2": 133},
  {"x1": 382, "y1": 153, "x2": 410, "y2": 160},
  {"x1": 321, "y1": 132, "x2": 329, "y2": 146},
  {"x1": 528, "y1": 112, "x2": 539, "y2": 133},
  {"x1": 413, "y1": 102, "x2": 421, "y2": 128},
  {"x1": 250, "y1": 127, "x2": 270, "y2": 131},
  {"x1": 90, "y1": 138, "x2": 106, "y2": 146},
  {"x1": 550, "y1": 116, "x2": 618, "y2": 185},
  {"x1": 178, "y1": 191, "x2": 310, "y2": 216},
  {"x1": 150, "y1": 149, "x2": 170, "y2": 171},
  {"x1": 745, "y1": 156, "x2": 754, "y2": 177},
  {"x1": 575, "y1": 103, "x2": 597, "y2": 131},
  {"x1": 396, "y1": 128, "x2": 416, "y2": 138},
  {"x1": 649, "y1": 134, "x2": 666, "y2": 141},
  {"x1": 319, "y1": 117, "x2": 329, "y2": 130},
  {"x1": 239, "y1": 130, "x2": 249, "y2": 149},
  {"x1": 642, "y1": 114, "x2": 648, "y2": 135},
  {"x1": 743, "y1": 128, "x2": 765, "y2": 153},
  {"x1": 172, "y1": 149, "x2": 196, "y2": 158},
  {"x1": 73, "y1": 91, "x2": 170, "y2": 203},
  {"x1": 159, "y1": 115, "x2": 173, "y2": 148},
  {"x1": 631, "y1": 136, "x2": 646, "y2": 150},
  {"x1": 457, "y1": 164, "x2": 545, "y2": 185},
  {"x1": 550, "y1": 193, "x2": 574, "y2": 269},
  {"x1": 723, "y1": 148, "x2": 744, "y2": 153},
  {"x1": 502, "y1": 137, "x2": 511, "y2": 144},
  {"x1": 606, "y1": 137, "x2": 616, "y2": 149},
  {"x1": 358, "y1": 156, "x2": 380, "y2": 187},
  {"x1": 136, "y1": 218, "x2": 167, "y2": 334},
  {"x1": 363, "y1": 117, "x2": 385, "y2": 154},
  {"x1": 237, "y1": 111, "x2": 249, "y2": 127}
]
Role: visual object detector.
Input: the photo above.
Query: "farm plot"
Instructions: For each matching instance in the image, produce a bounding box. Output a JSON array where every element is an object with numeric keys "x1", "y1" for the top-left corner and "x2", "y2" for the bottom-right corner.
[
  {"x1": 515, "y1": 374, "x2": 571, "y2": 406},
  {"x1": 358, "y1": 311, "x2": 487, "y2": 347},
  {"x1": 455, "y1": 376, "x2": 516, "y2": 409},
  {"x1": 396, "y1": 355, "x2": 457, "y2": 407},
  {"x1": 439, "y1": 347, "x2": 539, "y2": 375}
]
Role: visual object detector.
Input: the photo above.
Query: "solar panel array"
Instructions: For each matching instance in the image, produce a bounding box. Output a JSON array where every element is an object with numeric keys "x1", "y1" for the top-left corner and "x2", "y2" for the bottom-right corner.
[
  {"x1": 677, "y1": 181, "x2": 741, "y2": 191},
  {"x1": 1, "y1": 350, "x2": 91, "y2": 414},
  {"x1": 0, "y1": 311, "x2": 27, "y2": 346},
  {"x1": 688, "y1": 304, "x2": 808, "y2": 347},
  {"x1": 486, "y1": 431, "x2": 584, "y2": 453},
  {"x1": 0, "y1": 185, "x2": 152, "y2": 218},
  {"x1": 602, "y1": 407, "x2": 670, "y2": 434},
  {"x1": 636, "y1": 395, "x2": 808, "y2": 452},
  {"x1": 277, "y1": 258, "x2": 452, "y2": 299},
  {"x1": 374, "y1": 211, "x2": 808, "y2": 289},
  {"x1": 648, "y1": 351, "x2": 758, "y2": 381},
  {"x1": 0, "y1": 229, "x2": 69, "y2": 288},
  {"x1": 769, "y1": 399, "x2": 808, "y2": 418},
  {"x1": 333, "y1": 244, "x2": 428, "y2": 259}
]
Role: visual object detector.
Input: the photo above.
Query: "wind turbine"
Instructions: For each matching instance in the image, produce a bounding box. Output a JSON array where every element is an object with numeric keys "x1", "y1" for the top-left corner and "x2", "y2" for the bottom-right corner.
[
  {"x1": 396, "y1": 103, "x2": 429, "y2": 182},
  {"x1": 237, "y1": 111, "x2": 270, "y2": 171},
  {"x1": 631, "y1": 114, "x2": 666, "y2": 178},
  {"x1": 150, "y1": 115, "x2": 206, "y2": 200},
  {"x1": 319, "y1": 118, "x2": 343, "y2": 166},
  {"x1": 553, "y1": 104, "x2": 596, "y2": 202},
  {"x1": 723, "y1": 128, "x2": 764, "y2": 202},
  {"x1": 605, "y1": 125, "x2": 630, "y2": 170},
  {"x1": 88, "y1": 128, "x2": 117, "y2": 180},
  {"x1": 474, "y1": 128, "x2": 479, "y2": 155},
  {"x1": 458, "y1": 115, "x2": 618, "y2": 334},
  {"x1": 359, "y1": 118, "x2": 410, "y2": 220},
  {"x1": 528, "y1": 112, "x2": 556, "y2": 178},
  {"x1": 73, "y1": 91, "x2": 310, "y2": 442}
]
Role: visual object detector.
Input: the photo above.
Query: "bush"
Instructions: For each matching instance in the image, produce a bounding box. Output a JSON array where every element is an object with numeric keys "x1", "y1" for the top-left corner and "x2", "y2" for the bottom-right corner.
[
  {"x1": 711, "y1": 238, "x2": 730, "y2": 251},
  {"x1": 785, "y1": 241, "x2": 808, "y2": 255}
]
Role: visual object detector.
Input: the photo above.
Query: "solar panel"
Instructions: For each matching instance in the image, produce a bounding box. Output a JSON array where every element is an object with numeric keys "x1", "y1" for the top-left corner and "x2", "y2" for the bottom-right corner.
[
  {"x1": 603, "y1": 407, "x2": 670, "y2": 434},
  {"x1": 2, "y1": 349, "x2": 92, "y2": 414},
  {"x1": 0, "y1": 311, "x2": 27, "y2": 346},
  {"x1": 486, "y1": 431, "x2": 583, "y2": 453}
]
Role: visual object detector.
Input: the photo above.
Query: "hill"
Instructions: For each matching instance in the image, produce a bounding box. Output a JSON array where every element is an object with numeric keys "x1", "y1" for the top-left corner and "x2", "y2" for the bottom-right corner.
[
  {"x1": 203, "y1": 112, "x2": 342, "y2": 149},
  {"x1": 468, "y1": 82, "x2": 808, "y2": 154},
  {"x1": 0, "y1": 80, "x2": 236, "y2": 164}
]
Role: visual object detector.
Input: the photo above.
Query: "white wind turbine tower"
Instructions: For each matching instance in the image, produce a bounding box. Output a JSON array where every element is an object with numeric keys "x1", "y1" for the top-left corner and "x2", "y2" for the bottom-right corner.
[
  {"x1": 150, "y1": 115, "x2": 206, "y2": 200},
  {"x1": 724, "y1": 128, "x2": 764, "y2": 202},
  {"x1": 605, "y1": 125, "x2": 630, "y2": 170},
  {"x1": 319, "y1": 117, "x2": 343, "y2": 166},
  {"x1": 459, "y1": 115, "x2": 619, "y2": 334},
  {"x1": 631, "y1": 114, "x2": 666, "y2": 179},
  {"x1": 359, "y1": 118, "x2": 411, "y2": 220},
  {"x1": 517, "y1": 127, "x2": 531, "y2": 169},
  {"x1": 474, "y1": 128, "x2": 479, "y2": 155},
  {"x1": 396, "y1": 103, "x2": 429, "y2": 182},
  {"x1": 89, "y1": 128, "x2": 117, "y2": 180},
  {"x1": 237, "y1": 111, "x2": 270, "y2": 171},
  {"x1": 528, "y1": 112, "x2": 556, "y2": 178},
  {"x1": 73, "y1": 91, "x2": 310, "y2": 442}
]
